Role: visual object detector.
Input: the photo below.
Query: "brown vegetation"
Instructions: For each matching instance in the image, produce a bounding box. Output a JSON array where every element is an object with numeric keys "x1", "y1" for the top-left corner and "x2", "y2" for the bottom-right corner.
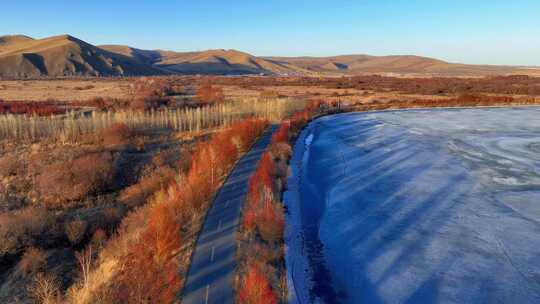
[
  {"x1": 350, "y1": 93, "x2": 539, "y2": 112},
  {"x1": 196, "y1": 82, "x2": 225, "y2": 104},
  {"x1": 17, "y1": 247, "x2": 47, "y2": 277},
  {"x1": 100, "y1": 122, "x2": 133, "y2": 147},
  {"x1": 35, "y1": 152, "x2": 116, "y2": 206},
  {"x1": 65, "y1": 117, "x2": 268, "y2": 303},
  {"x1": 117, "y1": 164, "x2": 176, "y2": 208},
  {"x1": 2, "y1": 73, "x2": 539, "y2": 303},
  {"x1": 27, "y1": 272, "x2": 62, "y2": 304},
  {"x1": 0, "y1": 79, "x2": 129, "y2": 102},
  {"x1": 238, "y1": 261, "x2": 279, "y2": 304},
  {"x1": 0, "y1": 100, "x2": 67, "y2": 115},
  {"x1": 129, "y1": 77, "x2": 182, "y2": 110},
  {"x1": 209, "y1": 74, "x2": 540, "y2": 96},
  {"x1": 237, "y1": 100, "x2": 339, "y2": 302},
  {"x1": 0, "y1": 107, "x2": 190, "y2": 302},
  {"x1": 0, "y1": 153, "x2": 19, "y2": 176},
  {"x1": 0, "y1": 207, "x2": 53, "y2": 257},
  {"x1": 0, "y1": 75, "x2": 304, "y2": 303},
  {"x1": 0, "y1": 97, "x2": 295, "y2": 143},
  {"x1": 115, "y1": 202, "x2": 182, "y2": 303},
  {"x1": 64, "y1": 219, "x2": 88, "y2": 246}
]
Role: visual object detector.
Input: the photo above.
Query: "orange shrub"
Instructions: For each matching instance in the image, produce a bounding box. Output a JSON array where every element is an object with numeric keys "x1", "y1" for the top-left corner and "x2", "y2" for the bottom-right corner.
[
  {"x1": 0, "y1": 100, "x2": 67, "y2": 116},
  {"x1": 238, "y1": 108, "x2": 318, "y2": 301},
  {"x1": 101, "y1": 123, "x2": 133, "y2": 147},
  {"x1": 99, "y1": 116, "x2": 269, "y2": 303},
  {"x1": 246, "y1": 152, "x2": 275, "y2": 208},
  {"x1": 239, "y1": 262, "x2": 278, "y2": 304},
  {"x1": 131, "y1": 77, "x2": 174, "y2": 104},
  {"x1": 196, "y1": 82, "x2": 225, "y2": 104},
  {"x1": 257, "y1": 199, "x2": 284, "y2": 243},
  {"x1": 272, "y1": 122, "x2": 290, "y2": 143},
  {"x1": 243, "y1": 209, "x2": 257, "y2": 233},
  {"x1": 229, "y1": 118, "x2": 268, "y2": 151},
  {"x1": 118, "y1": 166, "x2": 176, "y2": 208},
  {"x1": 116, "y1": 202, "x2": 182, "y2": 303}
]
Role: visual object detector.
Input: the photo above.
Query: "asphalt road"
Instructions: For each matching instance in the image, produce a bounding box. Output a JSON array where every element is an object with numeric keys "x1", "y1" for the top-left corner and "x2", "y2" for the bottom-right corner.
[{"x1": 181, "y1": 125, "x2": 277, "y2": 304}]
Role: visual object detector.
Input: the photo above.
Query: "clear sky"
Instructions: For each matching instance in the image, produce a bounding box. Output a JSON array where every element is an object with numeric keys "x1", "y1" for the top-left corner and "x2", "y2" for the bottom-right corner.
[{"x1": 2, "y1": 0, "x2": 539, "y2": 65}]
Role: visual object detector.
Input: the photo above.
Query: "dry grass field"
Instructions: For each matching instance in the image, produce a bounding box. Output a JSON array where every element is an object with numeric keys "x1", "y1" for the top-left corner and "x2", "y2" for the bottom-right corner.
[{"x1": 0, "y1": 79, "x2": 130, "y2": 102}]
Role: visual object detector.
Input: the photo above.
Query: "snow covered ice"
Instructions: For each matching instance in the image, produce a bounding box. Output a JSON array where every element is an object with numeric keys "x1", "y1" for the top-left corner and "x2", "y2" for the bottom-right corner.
[{"x1": 284, "y1": 107, "x2": 540, "y2": 303}]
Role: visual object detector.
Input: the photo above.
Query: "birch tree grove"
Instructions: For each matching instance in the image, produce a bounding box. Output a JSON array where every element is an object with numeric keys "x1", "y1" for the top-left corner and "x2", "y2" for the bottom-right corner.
[{"x1": 0, "y1": 98, "x2": 301, "y2": 142}]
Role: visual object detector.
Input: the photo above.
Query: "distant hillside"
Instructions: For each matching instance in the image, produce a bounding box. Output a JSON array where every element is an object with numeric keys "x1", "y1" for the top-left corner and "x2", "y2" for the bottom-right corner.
[
  {"x1": 265, "y1": 55, "x2": 532, "y2": 76},
  {"x1": 100, "y1": 46, "x2": 309, "y2": 75},
  {"x1": 1, "y1": 34, "x2": 537, "y2": 78},
  {"x1": 0, "y1": 35, "x2": 162, "y2": 77}
]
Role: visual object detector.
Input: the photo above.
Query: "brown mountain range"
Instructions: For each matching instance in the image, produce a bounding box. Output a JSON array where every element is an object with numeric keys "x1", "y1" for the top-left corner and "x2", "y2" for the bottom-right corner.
[
  {"x1": 0, "y1": 34, "x2": 537, "y2": 77},
  {"x1": 264, "y1": 55, "x2": 538, "y2": 76},
  {"x1": 0, "y1": 35, "x2": 161, "y2": 77},
  {"x1": 98, "y1": 46, "x2": 311, "y2": 75}
]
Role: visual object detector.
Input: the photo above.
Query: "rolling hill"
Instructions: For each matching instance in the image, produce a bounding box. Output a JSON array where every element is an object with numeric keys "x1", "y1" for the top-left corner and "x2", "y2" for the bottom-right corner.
[
  {"x1": 265, "y1": 54, "x2": 533, "y2": 76},
  {"x1": 99, "y1": 46, "x2": 310, "y2": 75},
  {"x1": 0, "y1": 35, "x2": 161, "y2": 77},
  {"x1": 1, "y1": 34, "x2": 538, "y2": 78}
]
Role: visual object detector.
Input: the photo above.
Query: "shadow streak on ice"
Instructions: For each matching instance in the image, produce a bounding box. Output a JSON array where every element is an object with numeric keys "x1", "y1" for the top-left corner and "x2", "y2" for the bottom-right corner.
[{"x1": 284, "y1": 107, "x2": 540, "y2": 303}]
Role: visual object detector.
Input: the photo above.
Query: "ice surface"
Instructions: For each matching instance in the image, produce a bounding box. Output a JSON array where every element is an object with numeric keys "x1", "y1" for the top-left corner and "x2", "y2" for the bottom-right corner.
[{"x1": 284, "y1": 107, "x2": 540, "y2": 303}]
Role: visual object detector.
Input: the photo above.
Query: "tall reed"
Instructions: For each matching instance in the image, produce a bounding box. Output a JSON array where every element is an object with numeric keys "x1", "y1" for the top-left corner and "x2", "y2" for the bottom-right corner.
[{"x1": 0, "y1": 98, "x2": 303, "y2": 143}]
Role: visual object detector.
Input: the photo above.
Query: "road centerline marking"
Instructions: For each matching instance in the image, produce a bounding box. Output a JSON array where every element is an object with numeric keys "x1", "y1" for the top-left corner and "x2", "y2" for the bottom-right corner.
[{"x1": 205, "y1": 284, "x2": 210, "y2": 304}]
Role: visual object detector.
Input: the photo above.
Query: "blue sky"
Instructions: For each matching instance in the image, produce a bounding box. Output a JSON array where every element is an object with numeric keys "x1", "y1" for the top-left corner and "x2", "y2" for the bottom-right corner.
[{"x1": 2, "y1": 0, "x2": 539, "y2": 65}]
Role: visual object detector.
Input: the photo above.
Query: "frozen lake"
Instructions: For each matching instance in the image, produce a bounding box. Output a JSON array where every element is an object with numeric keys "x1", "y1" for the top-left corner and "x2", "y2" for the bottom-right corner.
[{"x1": 284, "y1": 107, "x2": 540, "y2": 304}]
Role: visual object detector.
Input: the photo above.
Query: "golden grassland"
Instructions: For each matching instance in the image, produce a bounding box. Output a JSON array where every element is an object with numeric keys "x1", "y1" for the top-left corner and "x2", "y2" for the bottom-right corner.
[{"x1": 0, "y1": 79, "x2": 130, "y2": 102}]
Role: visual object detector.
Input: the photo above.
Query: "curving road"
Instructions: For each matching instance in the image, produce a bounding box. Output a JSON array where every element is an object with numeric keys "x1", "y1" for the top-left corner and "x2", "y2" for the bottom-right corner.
[{"x1": 181, "y1": 125, "x2": 277, "y2": 304}]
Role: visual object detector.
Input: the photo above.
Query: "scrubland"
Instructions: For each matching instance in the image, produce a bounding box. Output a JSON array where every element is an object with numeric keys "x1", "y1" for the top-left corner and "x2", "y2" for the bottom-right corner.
[
  {"x1": 1, "y1": 74, "x2": 539, "y2": 303},
  {"x1": 0, "y1": 76, "x2": 299, "y2": 304},
  {"x1": 0, "y1": 79, "x2": 130, "y2": 102}
]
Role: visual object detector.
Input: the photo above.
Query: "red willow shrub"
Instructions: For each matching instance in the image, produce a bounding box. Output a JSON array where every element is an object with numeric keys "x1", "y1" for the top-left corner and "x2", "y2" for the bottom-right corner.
[
  {"x1": 230, "y1": 118, "x2": 269, "y2": 152},
  {"x1": 243, "y1": 151, "x2": 282, "y2": 243},
  {"x1": 271, "y1": 122, "x2": 290, "y2": 143},
  {"x1": 130, "y1": 77, "x2": 178, "y2": 110},
  {"x1": 238, "y1": 100, "x2": 332, "y2": 302},
  {"x1": 206, "y1": 74, "x2": 540, "y2": 96},
  {"x1": 238, "y1": 262, "x2": 279, "y2": 304},
  {"x1": 111, "y1": 117, "x2": 268, "y2": 303},
  {"x1": 196, "y1": 82, "x2": 225, "y2": 104},
  {"x1": 352, "y1": 93, "x2": 538, "y2": 113},
  {"x1": 116, "y1": 202, "x2": 182, "y2": 303},
  {"x1": 131, "y1": 77, "x2": 176, "y2": 99},
  {"x1": 0, "y1": 100, "x2": 67, "y2": 116}
]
